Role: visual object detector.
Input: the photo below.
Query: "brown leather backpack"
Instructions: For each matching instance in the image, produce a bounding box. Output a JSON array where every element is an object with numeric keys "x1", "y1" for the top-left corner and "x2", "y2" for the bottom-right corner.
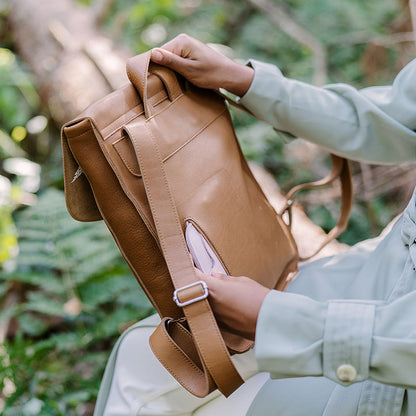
[{"x1": 61, "y1": 51, "x2": 352, "y2": 397}]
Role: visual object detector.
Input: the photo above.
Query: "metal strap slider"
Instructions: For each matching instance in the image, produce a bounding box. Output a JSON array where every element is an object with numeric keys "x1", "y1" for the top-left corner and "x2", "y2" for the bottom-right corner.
[{"x1": 173, "y1": 281, "x2": 209, "y2": 307}]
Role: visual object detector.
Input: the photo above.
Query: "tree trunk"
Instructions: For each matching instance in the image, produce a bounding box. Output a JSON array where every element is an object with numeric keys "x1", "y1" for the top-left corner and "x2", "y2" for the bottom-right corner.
[{"x1": 8, "y1": 0, "x2": 129, "y2": 125}]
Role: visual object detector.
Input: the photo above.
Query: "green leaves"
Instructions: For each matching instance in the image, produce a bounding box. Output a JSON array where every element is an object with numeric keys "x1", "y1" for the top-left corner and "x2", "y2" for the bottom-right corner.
[
  {"x1": 0, "y1": 48, "x2": 39, "y2": 131},
  {"x1": 0, "y1": 189, "x2": 154, "y2": 414}
]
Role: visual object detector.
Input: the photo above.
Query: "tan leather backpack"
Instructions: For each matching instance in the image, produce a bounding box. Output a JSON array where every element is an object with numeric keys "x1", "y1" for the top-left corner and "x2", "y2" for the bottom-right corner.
[{"x1": 61, "y1": 51, "x2": 352, "y2": 397}]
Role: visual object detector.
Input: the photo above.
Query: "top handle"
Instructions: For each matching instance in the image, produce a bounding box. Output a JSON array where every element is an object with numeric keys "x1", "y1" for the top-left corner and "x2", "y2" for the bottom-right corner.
[
  {"x1": 126, "y1": 51, "x2": 182, "y2": 119},
  {"x1": 281, "y1": 155, "x2": 353, "y2": 261}
]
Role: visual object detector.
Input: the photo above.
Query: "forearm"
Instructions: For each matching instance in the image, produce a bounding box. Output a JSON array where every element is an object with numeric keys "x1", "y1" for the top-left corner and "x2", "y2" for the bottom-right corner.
[{"x1": 239, "y1": 59, "x2": 416, "y2": 164}]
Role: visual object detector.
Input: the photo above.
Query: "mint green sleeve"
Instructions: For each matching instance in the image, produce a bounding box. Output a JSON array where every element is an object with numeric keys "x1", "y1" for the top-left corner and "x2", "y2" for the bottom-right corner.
[
  {"x1": 239, "y1": 59, "x2": 416, "y2": 164},
  {"x1": 240, "y1": 59, "x2": 416, "y2": 389},
  {"x1": 255, "y1": 288, "x2": 416, "y2": 389}
]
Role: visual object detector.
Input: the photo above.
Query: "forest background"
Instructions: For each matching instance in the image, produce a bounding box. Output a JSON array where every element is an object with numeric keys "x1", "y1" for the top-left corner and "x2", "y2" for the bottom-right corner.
[{"x1": 0, "y1": 0, "x2": 415, "y2": 414}]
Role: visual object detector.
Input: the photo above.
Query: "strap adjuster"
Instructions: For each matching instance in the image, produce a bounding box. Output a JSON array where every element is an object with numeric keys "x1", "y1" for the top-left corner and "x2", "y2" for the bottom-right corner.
[{"x1": 173, "y1": 281, "x2": 209, "y2": 307}]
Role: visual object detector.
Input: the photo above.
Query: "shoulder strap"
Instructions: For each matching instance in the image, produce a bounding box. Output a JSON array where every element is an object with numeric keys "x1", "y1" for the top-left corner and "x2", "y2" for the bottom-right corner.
[
  {"x1": 123, "y1": 119, "x2": 244, "y2": 397},
  {"x1": 283, "y1": 155, "x2": 352, "y2": 261}
]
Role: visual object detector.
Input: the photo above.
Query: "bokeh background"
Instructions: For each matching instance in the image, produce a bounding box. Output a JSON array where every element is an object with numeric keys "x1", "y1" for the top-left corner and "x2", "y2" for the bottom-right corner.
[{"x1": 1, "y1": 0, "x2": 415, "y2": 414}]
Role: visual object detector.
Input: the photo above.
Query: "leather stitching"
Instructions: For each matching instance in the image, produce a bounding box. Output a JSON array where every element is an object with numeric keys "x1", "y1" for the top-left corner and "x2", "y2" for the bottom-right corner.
[
  {"x1": 131, "y1": 122, "x2": 242, "y2": 394},
  {"x1": 113, "y1": 140, "x2": 141, "y2": 177},
  {"x1": 103, "y1": 90, "x2": 181, "y2": 140},
  {"x1": 142, "y1": 53, "x2": 149, "y2": 117},
  {"x1": 163, "y1": 108, "x2": 226, "y2": 162},
  {"x1": 113, "y1": 108, "x2": 226, "y2": 178}
]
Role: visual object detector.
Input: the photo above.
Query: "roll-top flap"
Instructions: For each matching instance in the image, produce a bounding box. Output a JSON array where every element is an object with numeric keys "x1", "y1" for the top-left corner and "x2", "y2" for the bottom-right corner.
[
  {"x1": 60, "y1": 60, "x2": 226, "y2": 223},
  {"x1": 60, "y1": 71, "x2": 179, "y2": 223}
]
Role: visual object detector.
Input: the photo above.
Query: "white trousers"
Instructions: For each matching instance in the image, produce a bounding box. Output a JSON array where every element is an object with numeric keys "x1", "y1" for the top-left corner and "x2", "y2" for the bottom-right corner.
[
  {"x1": 94, "y1": 313, "x2": 269, "y2": 416},
  {"x1": 94, "y1": 218, "x2": 409, "y2": 416}
]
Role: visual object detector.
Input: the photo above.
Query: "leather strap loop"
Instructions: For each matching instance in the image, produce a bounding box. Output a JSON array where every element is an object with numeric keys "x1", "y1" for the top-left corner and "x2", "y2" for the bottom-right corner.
[
  {"x1": 126, "y1": 52, "x2": 182, "y2": 119},
  {"x1": 123, "y1": 119, "x2": 244, "y2": 397},
  {"x1": 150, "y1": 318, "x2": 216, "y2": 397},
  {"x1": 126, "y1": 52, "x2": 152, "y2": 118},
  {"x1": 152, "y1": 66, "x2": 182, "y2": 102}
]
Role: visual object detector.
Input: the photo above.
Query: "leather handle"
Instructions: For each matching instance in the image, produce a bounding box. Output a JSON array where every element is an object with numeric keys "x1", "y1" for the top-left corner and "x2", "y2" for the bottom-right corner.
[
  {"x1": 126, "y1": 51, "x2": 182, "y2": 118},
  {"x1": 282, "y1": 155, "x2": 353, "y2": 261}
]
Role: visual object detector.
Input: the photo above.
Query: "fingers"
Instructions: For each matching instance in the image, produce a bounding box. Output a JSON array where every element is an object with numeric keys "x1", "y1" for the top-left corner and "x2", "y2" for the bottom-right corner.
[
  {"x1": 210, "y1": 269, "x2": 227, "y2": 278},
  {"x1": 150, "y1": 48, "x2": 164, "y2": 63},
  {"x1": 194, "y1": 267, "x2": 213, "y2": 282},
  {"x1": 150, "y1": 33, "x2": 225, "y2": 90},
  {"x1": 194, "y1": 267, "x2": 228, "y2": 283},
  {"x1": 150, "y1": 33, "x2": 197, "y2": 74},
  {"x1": 151, "y1": 48, "x2": 190, "y2": 73},
  {"x1": 193, "y1": 268, "x2": 227, "y2": 297},
  {"x1": 150, "y1": 33, "x2": 253, "y2": 95},
  {"x1": 158, "y1": 33, "x2": 196, "y2": 57}
]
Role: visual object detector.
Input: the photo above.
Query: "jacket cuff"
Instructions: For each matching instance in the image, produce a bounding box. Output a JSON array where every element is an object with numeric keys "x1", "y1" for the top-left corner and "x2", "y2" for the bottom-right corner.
[
  {"x1": 254, "y1": 290, "x2": 324, "y2": 378},
  {"x1": 323, "y1": 301, "x2": 375, "y2": 385},
  {"x1": 255, "y1": 290, "x2": 376, "y2": 386},
  {"x1": 238, "y1": 60, "x2": 296, "y2": 143}
]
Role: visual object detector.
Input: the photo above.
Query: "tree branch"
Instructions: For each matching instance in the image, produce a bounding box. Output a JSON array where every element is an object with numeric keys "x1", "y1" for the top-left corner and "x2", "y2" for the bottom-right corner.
[
  {"x1": 300, "y1": 163, "x2": 416, "y2": 206},
  {"x1": 246, "y1": 0, "x2": 327, "y2": 85},
  {"x1": 248, "y1": 162, "x2": 348, "y2": 259},
  {"x1": 91, "y1": 0, "x2": 117, "y2": 24},
  {"x1": 331, "y1": 31, "x2": 415, "y2": 47},
  {"x1": 9, "y1": 0, "x2": 129, "y2": 123}
]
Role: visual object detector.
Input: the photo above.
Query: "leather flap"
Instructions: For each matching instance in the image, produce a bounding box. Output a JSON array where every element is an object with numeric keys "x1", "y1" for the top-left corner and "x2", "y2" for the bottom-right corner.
[{"x1": 61, "y1": 118, "x2": 102, "y2": 222}]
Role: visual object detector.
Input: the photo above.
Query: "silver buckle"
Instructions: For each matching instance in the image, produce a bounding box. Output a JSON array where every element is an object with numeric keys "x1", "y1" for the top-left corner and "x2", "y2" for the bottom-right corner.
[{"x1": 173, "y1": 281, "x2": 209, "y2": 307}]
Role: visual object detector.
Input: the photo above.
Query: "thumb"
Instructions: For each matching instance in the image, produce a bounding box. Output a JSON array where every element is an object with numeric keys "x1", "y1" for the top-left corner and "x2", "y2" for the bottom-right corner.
[
  {"x1": 211, "y1": 270, "x2": 228, "y2": 279},
  {"x1": 151, "y1": 48, "x2": 188, "y2": 72}
]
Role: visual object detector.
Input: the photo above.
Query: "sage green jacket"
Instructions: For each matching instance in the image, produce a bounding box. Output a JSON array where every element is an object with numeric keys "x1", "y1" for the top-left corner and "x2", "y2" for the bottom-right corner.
[{"x1": 240, "y1": 58, "x2": 416, "y2": 415}]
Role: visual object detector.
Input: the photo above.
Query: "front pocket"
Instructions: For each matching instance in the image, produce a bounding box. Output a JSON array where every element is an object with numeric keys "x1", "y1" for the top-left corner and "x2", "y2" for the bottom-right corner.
[
  {"x1": 112, "y1": 109, "x2": 227, "y2": 179},
  {"x1": 185, "y1": 220, "x2": 228, "y2": 275}
]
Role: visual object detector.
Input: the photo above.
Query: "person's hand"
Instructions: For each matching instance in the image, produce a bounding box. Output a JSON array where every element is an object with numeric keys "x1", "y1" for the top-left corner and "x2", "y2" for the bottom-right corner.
[
  {"x1": 150, "y1": 34, "x2": 254, "y2": 97},
  {"x1": 194, "y1": 268, "x2": 270, "y2": 340}
]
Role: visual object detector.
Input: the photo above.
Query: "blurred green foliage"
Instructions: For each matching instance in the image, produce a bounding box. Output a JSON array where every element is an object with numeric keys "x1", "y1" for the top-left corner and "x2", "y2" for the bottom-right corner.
[
  {"x1": 109, "y1": 0, "x2": 406, "y2": 85},
  {"x1": 0, "y1": 190, "x2": 153, "y2": 414},
  {"x1": 0, "y1": 48, "x2": 39, "y2": 131},
  {"x1": 0, "y1": 0, "x2": 414, "y2": 413}
]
